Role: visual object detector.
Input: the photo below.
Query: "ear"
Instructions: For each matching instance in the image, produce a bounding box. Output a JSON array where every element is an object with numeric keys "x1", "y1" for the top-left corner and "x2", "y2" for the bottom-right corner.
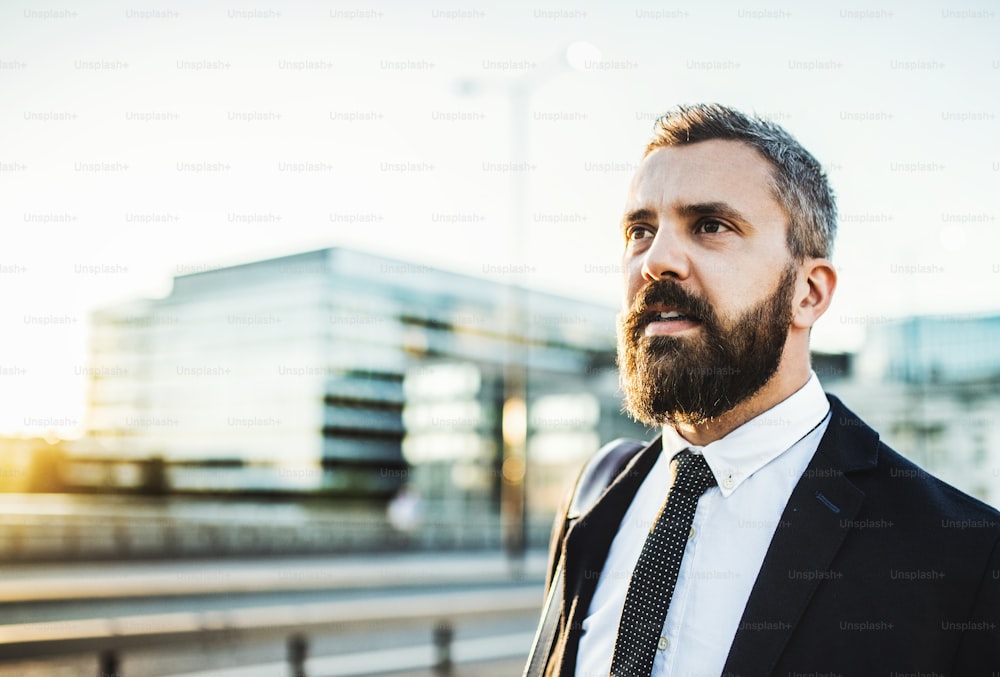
[{"x1": 791, "y1": 258, "x2": 837, "y2": 330}]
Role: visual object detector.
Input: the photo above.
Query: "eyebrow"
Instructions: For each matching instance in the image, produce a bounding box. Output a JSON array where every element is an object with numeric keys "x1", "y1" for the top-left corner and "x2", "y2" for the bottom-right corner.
[
  {"x1": 678, "y1": 201, "x2": 751, "y2": 225},
  {"x1": 621, "y1": 208, "x2": 657, "y2": 234}
]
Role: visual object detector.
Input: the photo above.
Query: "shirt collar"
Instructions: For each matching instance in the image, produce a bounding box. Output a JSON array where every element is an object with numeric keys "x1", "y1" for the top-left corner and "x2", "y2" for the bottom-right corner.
[{"x1": 661, "y1": 371, "x2": 830, "y2": 497}]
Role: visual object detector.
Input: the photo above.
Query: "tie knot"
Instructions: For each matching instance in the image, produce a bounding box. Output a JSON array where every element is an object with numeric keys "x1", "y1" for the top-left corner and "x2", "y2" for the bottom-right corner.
[{"x1": 672, "y1": 452, "x2": 717, "y2": 497}]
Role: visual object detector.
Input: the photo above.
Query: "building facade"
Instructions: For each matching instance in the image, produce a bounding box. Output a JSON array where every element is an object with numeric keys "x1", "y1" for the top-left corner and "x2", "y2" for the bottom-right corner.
[
  {"x1": 825, "y1": 315, "x2": 1000, "y2": 507},
  {"x1": 79, "y1": 248, "x2": 650, "y2": 514}
]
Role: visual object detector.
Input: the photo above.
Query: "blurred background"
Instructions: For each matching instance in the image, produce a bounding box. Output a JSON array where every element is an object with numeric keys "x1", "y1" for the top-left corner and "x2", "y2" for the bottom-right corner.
[{"x1": 1, "y1": 0, "x2": 999, "y2": 674}]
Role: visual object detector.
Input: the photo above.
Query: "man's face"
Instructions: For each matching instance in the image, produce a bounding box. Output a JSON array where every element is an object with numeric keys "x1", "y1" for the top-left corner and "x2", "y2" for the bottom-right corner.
[{"x1": 617, "y1": 139, "x2": 799, "y2": 427}]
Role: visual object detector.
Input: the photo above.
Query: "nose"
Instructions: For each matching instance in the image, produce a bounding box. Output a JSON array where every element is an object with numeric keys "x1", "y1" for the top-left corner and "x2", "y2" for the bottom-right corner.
[{"x1": 640, "y1": 228, "x2": 691, "y2": 282}]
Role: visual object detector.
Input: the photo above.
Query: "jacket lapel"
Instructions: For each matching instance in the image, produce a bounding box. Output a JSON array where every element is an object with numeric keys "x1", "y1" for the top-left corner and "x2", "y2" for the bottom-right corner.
[
  {"x1": 721, "y1": 395, "x2": 879, "y2": 676},
  {"x1": 557, "y1": 436, "x2": 663, "y2": 675}
]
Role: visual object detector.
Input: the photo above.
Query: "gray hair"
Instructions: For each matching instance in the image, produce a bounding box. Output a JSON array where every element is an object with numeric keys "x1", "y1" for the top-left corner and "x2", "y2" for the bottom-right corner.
[{"x1": 646, "y1": 103, "x2": 836, "y2": 260}]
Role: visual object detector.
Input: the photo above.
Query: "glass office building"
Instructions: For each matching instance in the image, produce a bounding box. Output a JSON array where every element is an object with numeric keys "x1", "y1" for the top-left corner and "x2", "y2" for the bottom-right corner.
[
  {"x1": 828, "y1": 314, "x2": 1000, "y2": 507},
  {"x1": 79, "y1": 248, "x2": 649, "y2": 511},
  {"x1": 855, "y1": 315, "x2": 1000, "y2": 385}
]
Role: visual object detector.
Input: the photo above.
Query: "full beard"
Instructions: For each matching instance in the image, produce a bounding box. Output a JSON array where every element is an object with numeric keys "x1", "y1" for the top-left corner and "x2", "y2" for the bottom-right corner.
[{"x1": 617, "y1": 264, "x2": 797, "y2": 428}]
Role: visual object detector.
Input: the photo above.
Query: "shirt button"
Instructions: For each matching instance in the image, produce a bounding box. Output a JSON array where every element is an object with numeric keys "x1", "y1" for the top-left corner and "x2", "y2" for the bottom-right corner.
[
  {"x1": 688, "y1": 526, "x2": 696, "y2": 540},
  {"x1": 722, "y1": 476, "x2": 735, "y2": 490},
  {"x1": 658, "y1": 636, "x2": 669, "y2": 651}
]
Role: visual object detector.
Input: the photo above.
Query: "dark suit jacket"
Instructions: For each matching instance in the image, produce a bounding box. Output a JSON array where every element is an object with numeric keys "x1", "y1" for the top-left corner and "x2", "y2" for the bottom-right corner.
[{"x1": 542, "y1": 395, "x2": 1000, "y2": 676}]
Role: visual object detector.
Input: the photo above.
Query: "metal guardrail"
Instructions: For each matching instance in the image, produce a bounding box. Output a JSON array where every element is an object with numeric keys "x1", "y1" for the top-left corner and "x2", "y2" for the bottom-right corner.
[
  {"x1": 0, "y1": 551, "x2": 549, "y2": 604},
  {"x1": 0, "y1": 586, "x2": 543, "y2": 674},
  {"x1": 0, "y1": 506, "x2": 554, "y2": 562},
  {"x1": 161, "y1": 630, "x2": 538, "y2": 677}
]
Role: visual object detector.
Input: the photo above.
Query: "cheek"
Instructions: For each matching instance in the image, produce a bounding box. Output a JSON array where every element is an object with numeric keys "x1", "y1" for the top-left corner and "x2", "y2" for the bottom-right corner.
[
  {"x1": 623, "y1": 277, "x2": 648, "y2": 312},
  {"x1": 713, "y1": 269, "x2": 784, "y2": 322},
  {"x1": 622, "y1": 262, "x2": 642, "y2": 307},
  {"x1": 700, "y1": 261, "x2": 766, "y2": 303},
  {"x1": 696, "y1": 280, "x2": 750, "y2": 325}
]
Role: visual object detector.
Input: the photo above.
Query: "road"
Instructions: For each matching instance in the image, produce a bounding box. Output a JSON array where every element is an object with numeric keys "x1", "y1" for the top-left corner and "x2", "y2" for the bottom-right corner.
[{"x1": 0, "y1": 550, "x2": 549, "y2": 677}]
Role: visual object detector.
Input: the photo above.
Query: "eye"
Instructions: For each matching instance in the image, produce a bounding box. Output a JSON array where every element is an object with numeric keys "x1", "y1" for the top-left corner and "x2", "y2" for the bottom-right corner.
[
  {"x1": 695, "y1": 218, "x2": 729, "y2": 234},
  {"x1": 626, "y1": 225, "x2": 654, "y2": 241}
]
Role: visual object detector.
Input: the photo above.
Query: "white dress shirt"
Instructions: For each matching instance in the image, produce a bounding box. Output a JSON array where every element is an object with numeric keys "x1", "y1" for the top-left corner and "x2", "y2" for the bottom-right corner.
[{"x1": 576, "y1": 372, "x2": 831, "y2": 677}]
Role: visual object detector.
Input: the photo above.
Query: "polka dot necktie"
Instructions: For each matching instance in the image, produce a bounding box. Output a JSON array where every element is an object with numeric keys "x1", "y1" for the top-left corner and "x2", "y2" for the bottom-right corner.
[{"x1": 609, "y1": 451, "x2": 717, "y2": 677}]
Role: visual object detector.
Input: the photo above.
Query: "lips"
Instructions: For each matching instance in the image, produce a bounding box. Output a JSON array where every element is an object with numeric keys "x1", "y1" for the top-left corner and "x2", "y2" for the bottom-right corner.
[
  {"x1": 652, "y1": 310, "x2": 695, "y2": 321},
  {"x1": 641, "y1": 305, "x2": 700, "y2": 326},
  {"x1": 635, "y1": 305, "x2": 702, "y2": 339},
  {"x1": 626, "y1": 280, "x2": 713, "y2": 339}
]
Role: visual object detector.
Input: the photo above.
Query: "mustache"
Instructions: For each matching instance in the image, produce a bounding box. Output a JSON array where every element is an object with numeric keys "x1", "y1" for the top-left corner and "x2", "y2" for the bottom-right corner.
[{"x1": 626, "y1": 279, "x2": 716, "y2": 331}]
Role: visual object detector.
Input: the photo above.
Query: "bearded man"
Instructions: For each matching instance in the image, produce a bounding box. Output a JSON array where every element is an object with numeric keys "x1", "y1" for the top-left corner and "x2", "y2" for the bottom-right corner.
[{"x1": 524, "y1": 104, "x2": 1000, "y2": 677}]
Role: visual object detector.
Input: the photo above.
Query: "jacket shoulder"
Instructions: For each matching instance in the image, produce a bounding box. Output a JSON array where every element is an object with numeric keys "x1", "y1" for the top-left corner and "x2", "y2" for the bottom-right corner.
[
  {"x1": 567, "y1": 438, "x2": 649, "y2": 519},
  {"x1": 875, "y1": 440, "x2": 1000, "y2": 526},
  {"x1": 825, "y1": 393, "x2": 1000, "y2": 533}
]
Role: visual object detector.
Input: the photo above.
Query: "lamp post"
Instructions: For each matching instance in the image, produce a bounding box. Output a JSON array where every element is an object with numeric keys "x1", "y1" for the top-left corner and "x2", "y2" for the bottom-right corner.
[{"x1": 458, "y1": 43, "x2": 598, "y2": 570}]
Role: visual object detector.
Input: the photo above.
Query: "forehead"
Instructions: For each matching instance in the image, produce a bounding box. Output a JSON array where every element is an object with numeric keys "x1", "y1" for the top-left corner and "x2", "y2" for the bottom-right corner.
[{"x1": 626, "y1": 139, "x2": 780, "y2": 215}]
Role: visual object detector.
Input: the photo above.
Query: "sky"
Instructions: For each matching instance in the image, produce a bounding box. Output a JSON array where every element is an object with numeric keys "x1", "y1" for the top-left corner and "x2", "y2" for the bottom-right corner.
[{"x1": 1, "y1": 0, "x2": 998, "y2": 436}]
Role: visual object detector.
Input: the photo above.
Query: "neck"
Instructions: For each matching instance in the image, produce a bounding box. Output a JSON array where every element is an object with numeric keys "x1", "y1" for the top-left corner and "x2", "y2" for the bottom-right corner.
[{"x1": 672, "y1": 358, "x2": 812, "y2": 447}]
